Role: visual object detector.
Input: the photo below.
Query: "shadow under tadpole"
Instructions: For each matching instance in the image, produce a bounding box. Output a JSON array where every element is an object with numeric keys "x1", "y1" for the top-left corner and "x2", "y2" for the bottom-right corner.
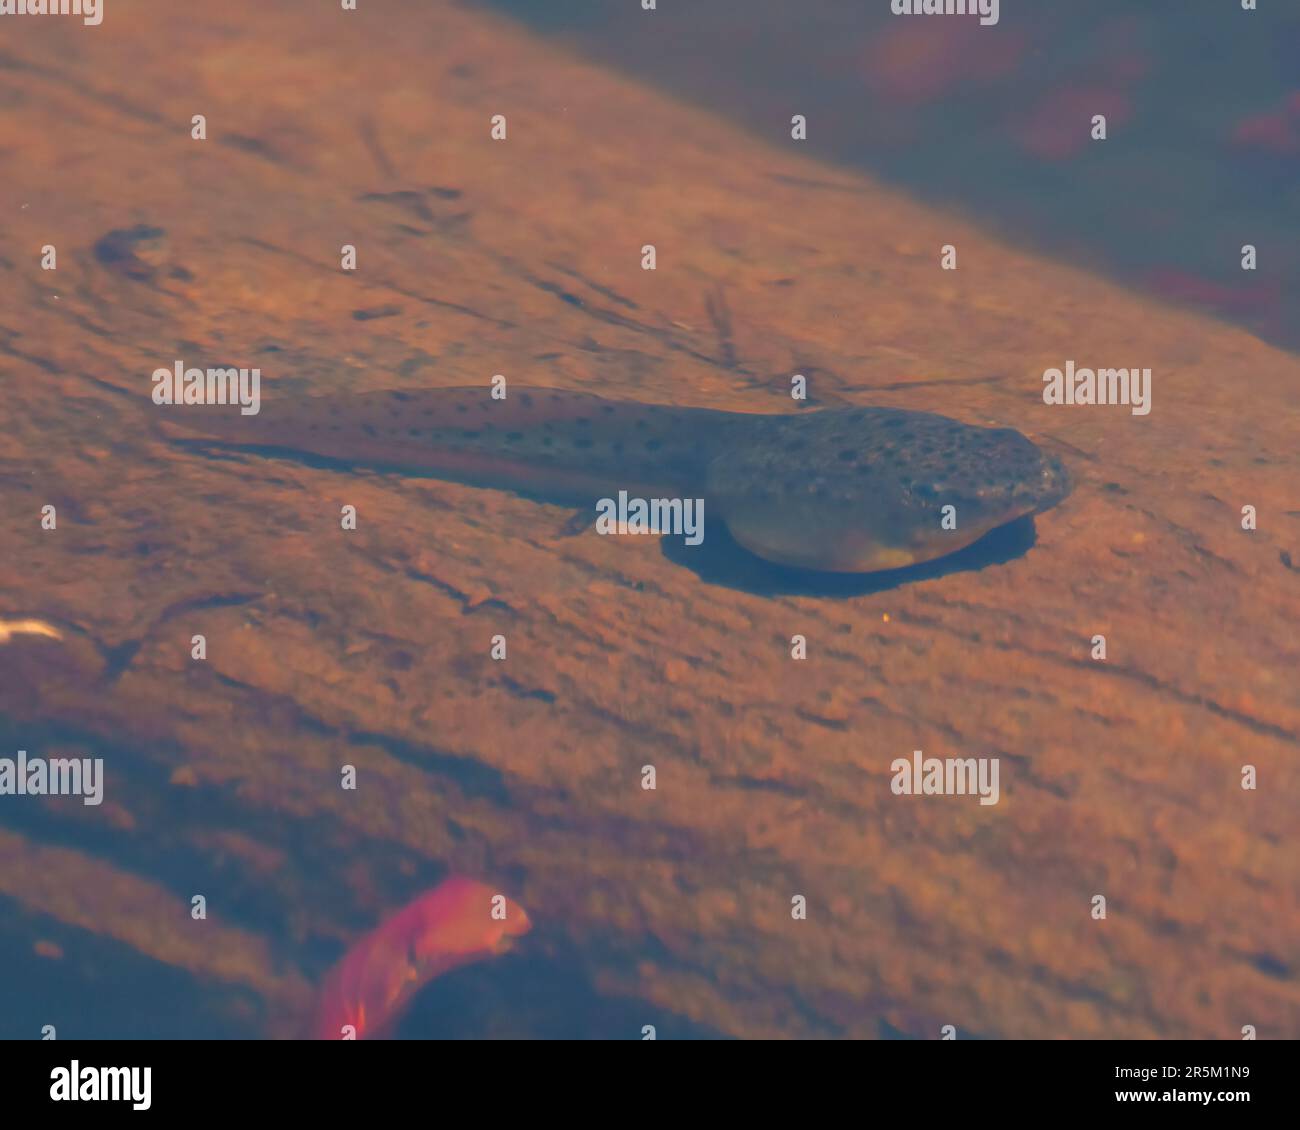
[
  {"x1": 169, "y1": 440, "x2": 1041, "y2": 597},
  {"x1": 660, "y1": 514, "x2": 1040, "y2": 597}
]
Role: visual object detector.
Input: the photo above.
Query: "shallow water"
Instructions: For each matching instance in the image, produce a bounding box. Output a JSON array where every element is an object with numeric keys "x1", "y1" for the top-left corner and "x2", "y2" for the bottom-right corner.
[
  {"x1": 0, "y1": 0, "x2": 1296, "y2": 1044},
  {"x1": 489, "y1": 0, "x2": 1300, "y2": 352}
]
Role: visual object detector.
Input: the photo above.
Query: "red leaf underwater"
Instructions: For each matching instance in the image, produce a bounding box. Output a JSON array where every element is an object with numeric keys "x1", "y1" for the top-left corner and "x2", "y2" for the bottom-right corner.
[{"x1": 312, "y1": 876, "x2": 532, "y2": 1040}]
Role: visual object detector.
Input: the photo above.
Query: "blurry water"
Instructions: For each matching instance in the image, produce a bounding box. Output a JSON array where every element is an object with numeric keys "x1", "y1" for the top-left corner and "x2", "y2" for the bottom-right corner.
[{"x1": 486, "y1": 0, "x2": 1300, "y2": 351}]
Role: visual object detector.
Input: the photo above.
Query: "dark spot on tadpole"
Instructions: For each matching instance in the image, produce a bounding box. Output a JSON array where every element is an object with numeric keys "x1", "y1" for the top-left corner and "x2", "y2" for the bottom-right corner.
[
  {"x1": 329, "y1": 404, "x2": 340, "y2": 415},
  {"x1": 542, "y1": 437, "x2": 553, "y2": 447},
  {"x1": 460, "y1": 430, "x2": 481, "y2": 439},
  {"x1": 387, "y1": 650, "x2": 415, "y2": 671},
  {"x1": 645, "y1": 439, "x2": 663, "y2": 452},
  {"x1": 308, "y1": 424, "x2": 318, "y2": 432},
  {"x1": 601, "y1": 405, "x2": 616, "y2": 414},
  {"x1": 574, "y1": 438, "x2": 593, "y2": 449},
  {"x1": 635, "y1": 419, "x2": 648, "y2": 430},
  {"x1": 521, "y1": 393, "x2": 534, "y2": 407},
  {"x1": 505, "y1": 432, "x2": 523, "y2": 442},
  {"x1": 408, "y1": 429, "x2": 422, "y2": 437},
  {"x1": 362, "y1": 424, "x2": 376, "y2": 437},
  {"x1": 390, "y1": 391, "x2": 411, "y2": 402},
  {"x1": 456, "y1": 404, "x2": 468, "y2": 414}
]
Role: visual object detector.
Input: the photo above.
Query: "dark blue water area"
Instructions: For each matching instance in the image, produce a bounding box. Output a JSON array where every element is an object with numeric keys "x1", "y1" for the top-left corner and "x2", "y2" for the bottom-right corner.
[
  {"x1": 395, "y1": 945, "x2": 728, "y2": 1040},
  {"x1": 0, "y1": 719, "x2": 304, "y2": 1040},
  {"x1": 482, "y1": 0, "x2": 1300, "y2": 352},
  {"x1": 0, "y1": 904, "x2": 257, "y2": 1041},
  {"x1": 0, "y1": 716, "x2": 726, "y2": 1040},
  {"x1": 0, "y1": 889, "x2": 723, "y2": 1040}
]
